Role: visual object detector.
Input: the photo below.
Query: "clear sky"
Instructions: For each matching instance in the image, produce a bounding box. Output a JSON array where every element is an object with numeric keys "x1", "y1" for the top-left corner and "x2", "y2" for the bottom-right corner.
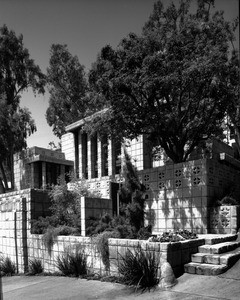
[{"x1": 0, "y1": 0, "x2": 239, "y2": 149}]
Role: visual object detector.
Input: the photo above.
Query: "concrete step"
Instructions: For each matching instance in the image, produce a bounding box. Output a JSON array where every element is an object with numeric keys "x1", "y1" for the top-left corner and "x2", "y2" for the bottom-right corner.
[
  {"x1": 191, "y1": 246, "x2": 240, "y2": 265},
  {"x1": 198, "y1": 234, "x2": 238, "y2": 245},
  {"x1": 198, "y1": 241, "x2": 240, "y2": 254},
  {"x1": 184, "y1": 262, "x2": 228, "y2": 276}
]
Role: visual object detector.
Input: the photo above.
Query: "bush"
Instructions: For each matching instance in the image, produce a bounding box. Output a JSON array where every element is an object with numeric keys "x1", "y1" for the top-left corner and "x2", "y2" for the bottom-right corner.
[
  {"x1": 0, "y1": 257, "x2": 16, "y2": 276},
  {"x1": 218, "y1": 196, "x2": 238, "y2": 206},
  {"x1": 148, "y1": 230, "x2": 198, "y2": 242},
  {"x1": 118, "y1": 247, "x2": 159, "y2": 291},
  {"x1": 30, "y1": 216, "x2": 58, "y2": 234},
  {"x1": 94, "y1": 231, "x2": 120, "y2": 271},
  {"x1": 28, "y1": 258, "x2": 43, "y2": 275},
  {"x1": 56, "y1": 249, "x2": 87, "y2": 277},
  {"x1": 57, "y1": 225, "x2": 81, "y2": 236},
  {"x1": 42, "y1": 227, "x2": 59, "y2": 254}
]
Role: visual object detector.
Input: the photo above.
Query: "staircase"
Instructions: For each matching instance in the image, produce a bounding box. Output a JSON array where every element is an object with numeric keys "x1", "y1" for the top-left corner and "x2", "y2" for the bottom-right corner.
[{"x1": 184, "y1": 234, "x2": 240, "y2": 276}]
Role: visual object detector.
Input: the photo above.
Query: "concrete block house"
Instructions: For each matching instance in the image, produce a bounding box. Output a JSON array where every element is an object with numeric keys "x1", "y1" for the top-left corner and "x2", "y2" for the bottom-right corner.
[{"x1": 61, "y1": 115, "x2": 240, "y2": 234}]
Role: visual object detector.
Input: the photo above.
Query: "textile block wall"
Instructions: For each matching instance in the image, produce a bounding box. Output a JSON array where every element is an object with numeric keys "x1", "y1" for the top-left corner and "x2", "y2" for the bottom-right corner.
[
  {"x1": 139, "y1": 158, "x2": 240, "y2": 234},
  {"x1": 0, "y1": 189, "x2": 31, "y2": 272},
  {"x1": 61, "y1": 132, "x2": 75, "y2": 163}
]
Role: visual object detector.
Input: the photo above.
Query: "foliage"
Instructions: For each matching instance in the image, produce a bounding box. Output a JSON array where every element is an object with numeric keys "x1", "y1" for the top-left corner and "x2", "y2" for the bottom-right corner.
[
  {"x1": 118, "y1": 247, "x2": 159, "y2": 291},
  {"x1": 216, "y1": 196, "x2": 239, "y2": 206},
  {"x1": 28, "y1": 258, "x2": 44, "y2": 275},
  {"x1": 47, "y1": 176, "x2": 82, "y2": 229},
  {"x1": 148, "y1": 230, "x2": 198, "y2": 242},
  {"x1": 42, "y1": 227, "x2": 59, "y2": 255},
  {"x1": 93, "y1": 231, "x2": 120, "y2": 271},
  {"x1": 86, "y1": 150, "x2": 151, "y2": 240},
  {"x1": 120, "y1": 149, "x2": 146, "y2": 232},
  {"x1": 0, "y1": 24, "x2": 45, "y2": 190},
  {"x1": 46, "y1": 44, "x2": 89, "y2": 138},
  {"x1": 31, "y1": 173, "x2": 99, "y2": 237},
  {"x1": 87, "y1": 0, "x2": 239, "y2": 163},
  {"x1": 30, "y1": 216, "x2": 57, "y2": 234},
  {"x1": 0, "y1": 256, "x2": 16, "y2": 276},
  {"x1": 56, "y1": 248, "x2": 87, "y2": 277}
]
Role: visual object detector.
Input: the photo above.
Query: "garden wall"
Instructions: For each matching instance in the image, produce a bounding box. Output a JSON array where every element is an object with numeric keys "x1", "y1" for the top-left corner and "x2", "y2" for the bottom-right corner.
[
  {"x1": 0, "y1": 189, "x2": 32, "y2": 272},
  {"x1": 0, "y1": 190, "x2": 112, "y2": 273},
  {"x1": 210, "y1": 205, "x2": 240, "y2": 234},
  {"x1": 140, "y1": 158, "x2": 240, "y2": 234},
  {"x1": 27, "y1": 234, "x2": 205, "y2": 278}
]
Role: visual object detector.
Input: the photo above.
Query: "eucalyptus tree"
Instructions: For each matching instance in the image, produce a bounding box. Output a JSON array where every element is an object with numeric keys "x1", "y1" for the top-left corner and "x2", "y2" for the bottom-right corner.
[
  {"x1": 46, "y1": 44, "x2": 90, "y2": 138},
  {"x1": 0, "y1": 24, "x2": 45, "y2": 191}
]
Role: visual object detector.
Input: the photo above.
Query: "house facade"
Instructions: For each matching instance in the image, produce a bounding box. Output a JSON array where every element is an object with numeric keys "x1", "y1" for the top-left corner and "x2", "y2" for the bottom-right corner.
[
  {"x1": 62, "y1": 117, "x2": 240, "y2": 234},
  {"x1": 13, "y1": 146, "x2": 74, "y2": 190}
]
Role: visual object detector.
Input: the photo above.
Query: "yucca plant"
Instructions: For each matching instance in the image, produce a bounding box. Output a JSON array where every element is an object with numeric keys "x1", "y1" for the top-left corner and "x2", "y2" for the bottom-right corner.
[
  {"x1": 56, "y1": 250, "x2": 87, "y2": 277},
  {"x1": 28, "y1": 258, "x2": 43, "y2": 275},
  {"x1": 0, "y1": 257, "x2": 16, "y2": 276},
  {"x1": 118, "y1": 247, "x2": 159, "y2": 291}
]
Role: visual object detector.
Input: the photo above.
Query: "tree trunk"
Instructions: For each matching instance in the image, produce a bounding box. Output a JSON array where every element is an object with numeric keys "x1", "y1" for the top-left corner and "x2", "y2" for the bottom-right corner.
[
  {"x1": 0, "y1": 177, "x2": 5, "y2": 193},
  {"x1": 0, "y1": 162, "x2": 8, "y2": 191}
]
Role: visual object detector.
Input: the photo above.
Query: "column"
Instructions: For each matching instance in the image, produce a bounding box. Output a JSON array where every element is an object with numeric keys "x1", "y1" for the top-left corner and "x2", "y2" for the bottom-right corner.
[
  {"x1": 87, "y1": 134, "x2": 92, "y2": 179},
  {"x1": 108, "y1": 139, "x2": 113, "y2": 176},
  {"x1": 97, "y1": 135, "x2": 103, "y2": 177}
]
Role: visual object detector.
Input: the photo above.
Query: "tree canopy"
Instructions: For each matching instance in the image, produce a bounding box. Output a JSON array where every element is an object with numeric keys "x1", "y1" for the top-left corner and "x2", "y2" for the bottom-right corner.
[
  {"x1": 46, "y1": 44, "x2": 90, "y2": 138},
  {"x1": 88, "y1": 0, "x2": 239, "y2": 163},
  {"x1": 0, "y1": 24, "x2": 45, "y2": 191}
]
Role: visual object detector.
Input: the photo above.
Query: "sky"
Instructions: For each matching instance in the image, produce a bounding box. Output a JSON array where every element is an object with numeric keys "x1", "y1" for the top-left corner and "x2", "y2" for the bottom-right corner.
[{"x1": 0, "y1": 0, "x2": 239, "y2": 149}]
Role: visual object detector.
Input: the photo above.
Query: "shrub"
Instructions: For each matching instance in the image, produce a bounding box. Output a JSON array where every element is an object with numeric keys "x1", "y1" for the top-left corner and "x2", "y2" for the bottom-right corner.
[
  {"x1": 118, "y1": 247, "x2": 159, "y2": 291},
  {"x1": 148, "y1": 230, "x2": 198, "y2": 242},
  {"x1": 57, "y1": 225, "x2": 81, "y2": 236},
  {"x1": 42, "y1": 227, "x2": 59, "y2": 254},
  {"x1": 56, "y1": 249, "x2": 87, "y2": 277},
  {"x1": 0, "y1": 257, "x2": 16, "y2": 276},
  {"x1": 28, "y1": 258, "x2": 43, "y2": 275},
  {"x1": 94, "y1": 231, "x2": 120, "y2": 271},
  {"x1": 218, "y1": 196, "x2": 238, "y2": 206},
  {"x1": 30, "y1": 216, "x2": 59, "y2": 234}
]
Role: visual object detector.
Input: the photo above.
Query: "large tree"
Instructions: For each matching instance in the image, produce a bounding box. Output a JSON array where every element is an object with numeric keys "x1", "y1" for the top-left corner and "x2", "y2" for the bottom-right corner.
[
  {"x1": 46, "y1": 44, "x2": 90, "y2": 138},
  {"x1": 0, "y1": 25, "x2": 45, "y2": 191},
  {"x1": 88, "y1": 0, "x2": 239, "y2": 163}
]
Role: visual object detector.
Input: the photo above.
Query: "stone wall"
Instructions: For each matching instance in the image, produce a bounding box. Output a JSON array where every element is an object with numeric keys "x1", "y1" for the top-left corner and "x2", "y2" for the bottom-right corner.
[
  {"x1": 0, "y1": 189, "x2": 32, "y2": 272},
  {"x1": 210, "y1": 205, "x2": 240, "y2": 234},
  {"x1": 140, "y1": 158, "x2": 240, "y2": 234},
  {"x1": 24, "y1": 234, "x2": 205, "y2": 277},
  {"x1": 108, "y1": 237, "x2": 205, "y2": 278}
]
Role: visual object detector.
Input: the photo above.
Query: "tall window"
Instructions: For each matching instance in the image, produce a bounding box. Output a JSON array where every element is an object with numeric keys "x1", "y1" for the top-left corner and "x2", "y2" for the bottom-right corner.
[
  {"x1": 91, "y1": 135, "x2": 98, "y2": 178},
  {"x1": 101, "y1": 136, "x2": 108, "y2": 176},
  {"x1": 74, "y1": 131, "x2": 79, "y2": 178},
  {"x1": 82, "y1": 133, "x2": 88, "y2": 179}
]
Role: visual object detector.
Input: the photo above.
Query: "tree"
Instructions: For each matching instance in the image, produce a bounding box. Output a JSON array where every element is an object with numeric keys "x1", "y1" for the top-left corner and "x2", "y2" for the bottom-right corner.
[
  {"x1": 120, "y1": 148, "x2": 146, "y2": 232},
  {"x1": 88, "y1": 0, "x2": 239, "y2": 163},
  {"x1": 46, "y1": 44, "x2": 89, "y2": 138},
  {"x1": 0, "y1": 25, "x2": 45, "y2": 191},
  {"x1": 226, "y1": 49, "x2": 240, "y2": 155}
]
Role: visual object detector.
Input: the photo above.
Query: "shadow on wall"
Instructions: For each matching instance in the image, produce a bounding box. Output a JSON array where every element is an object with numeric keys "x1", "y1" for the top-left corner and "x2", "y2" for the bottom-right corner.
[{"x1": 144, "y1": 188, "x2": 157, "y2": 228}]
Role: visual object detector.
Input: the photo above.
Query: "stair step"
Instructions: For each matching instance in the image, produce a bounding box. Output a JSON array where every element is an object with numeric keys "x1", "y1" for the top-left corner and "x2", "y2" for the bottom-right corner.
[
  {"x1": 191, "y1": 246, "x2": 240, "y2": 265},
  {"x1": 198, "y1": 241, "x2": 240, "y2": 254},
  {"x1": 198, "y1": 234, "x2": 238, "y2": 245},
  {"x1": 184, "y1": 262, "x2": 228, "y2": 276}
]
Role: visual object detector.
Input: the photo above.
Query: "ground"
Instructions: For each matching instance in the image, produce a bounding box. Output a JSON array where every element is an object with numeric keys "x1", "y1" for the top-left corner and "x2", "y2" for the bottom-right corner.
[{"x1": 1, "y1": 260, "x2": 240, "y2": 300}]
